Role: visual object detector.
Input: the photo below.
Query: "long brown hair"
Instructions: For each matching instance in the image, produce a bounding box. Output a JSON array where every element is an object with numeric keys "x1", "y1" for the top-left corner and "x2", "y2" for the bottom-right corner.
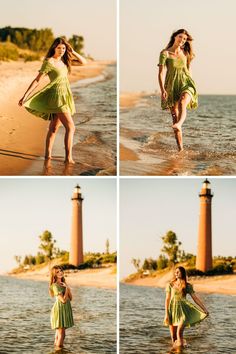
[
  {"x1": 165, "y1": 29, "x2": 194, "y2": 69},
  {"x1": 49, "y1": 265, "x2": 65, "y2": 297},
  {"x1": 45, "y1": 37, "x2": 73, "y2": 73},
  {"x1": 170, "y1": 266, "x2": 187, "y2": 295}
]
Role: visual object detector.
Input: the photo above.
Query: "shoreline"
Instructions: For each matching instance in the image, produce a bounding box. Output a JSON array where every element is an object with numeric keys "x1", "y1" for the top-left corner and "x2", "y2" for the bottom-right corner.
[
  {"x1": 0, "y1": 59, "x2": 114, "y2": 175},
  {"x1": 6, "y1": 264, "x2": 116, "y2": 289},
  {"x1": 121, "y1": 273, "x2": 236, "y2": 295}
]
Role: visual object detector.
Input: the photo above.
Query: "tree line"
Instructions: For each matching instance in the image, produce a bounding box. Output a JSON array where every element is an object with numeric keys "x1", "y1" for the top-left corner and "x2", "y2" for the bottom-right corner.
[
  {"x1": 131, "y1": 230, "x2": 235, "y2": 276},
  {"x1": 14, "y1": 233, "x2": 116, "y2": 270},
  {"x1": 0, "y1": 26, "x2": 84, "y2": 54}
]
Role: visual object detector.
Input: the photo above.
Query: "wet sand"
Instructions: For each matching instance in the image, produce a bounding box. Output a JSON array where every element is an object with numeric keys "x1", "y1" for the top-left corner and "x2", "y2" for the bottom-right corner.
[
  {"x1": 122, "y1": 271, "x2": 236, "y2": 295},
  {"x1": 9, "y1": 264, "x2": 116, "y2": 289},
  {"x1": 0, "y1": 59, "x2": 115, "y2": 175}
]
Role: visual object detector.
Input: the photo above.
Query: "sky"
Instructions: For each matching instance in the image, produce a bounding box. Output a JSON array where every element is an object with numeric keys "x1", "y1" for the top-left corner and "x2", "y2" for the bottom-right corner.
[
  {"x1": 0, "y1": 0, "x2": 116, "y2": 60},
  {"x1": 120, "y1": 177, "x2": 236, "y2": 279},
  {"x1": 120, "y1": 0, "x2": 236, "y2": 94},
  {"x1": 0, "y1": 178, "x2": 117, "y2": 272}
]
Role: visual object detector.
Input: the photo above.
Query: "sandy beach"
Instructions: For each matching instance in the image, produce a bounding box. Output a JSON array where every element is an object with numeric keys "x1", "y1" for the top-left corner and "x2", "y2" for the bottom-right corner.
[
  {"x1": 0, "y1": 59, "x2": 115, "y2": 175},
  {"x1": 122, "y1": 271, "x2": 236, "y2": 295},
  {"x1": 9, "y1": 264, "x2": 116, "y2": 289}
]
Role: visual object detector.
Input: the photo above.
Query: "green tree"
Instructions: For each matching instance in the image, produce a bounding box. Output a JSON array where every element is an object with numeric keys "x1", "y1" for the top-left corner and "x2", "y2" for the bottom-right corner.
[
  {"x1": 161, "y1": 230, "x2": 182, "y2": 266},
  {"x1": 14, "y1": 255, "x2": 22, "y2": 266},
  {"x1": 35, "y1": 252, "x2": 45, "y2": 265},
  {"x1": 142, "y1": 258, "x2": 157, "y2": 271},
  {"x1": 157, "y1": 254, "x2": 168, "y2": 269},
  {"x1": 39, "y1": 230, "x2": 56, "y2": 260},
  {"x1": 132, "y1": 258, "x2": 141, "y2": 272},
  {"x1": 23, "y1": 255, "x2": 30, "y2": 266},
  {"x1": 68, "y1": 34, "x2": 84, "y2": 54}
]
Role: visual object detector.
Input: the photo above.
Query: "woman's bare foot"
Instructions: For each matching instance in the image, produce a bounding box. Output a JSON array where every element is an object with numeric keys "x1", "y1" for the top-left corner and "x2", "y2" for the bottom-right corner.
[
  {"x1": 173, "y1": 339, "x2": 186, "y2": 347},
  {"x1": 65, "y1": 158, "x2": 75, "y2": 164}
]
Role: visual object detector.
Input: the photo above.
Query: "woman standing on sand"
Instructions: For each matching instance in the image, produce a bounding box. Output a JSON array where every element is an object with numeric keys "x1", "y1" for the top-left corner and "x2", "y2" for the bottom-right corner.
[
  {"x1": 158, "y1": 29, "x2": 198, "y2": 151},
  {"x1": 49, "y1": 266, "x2": 74, "y2": 349},
  {"x1": 18, "y1": 37, "x2": 87, "y2": 163},
  {"x1": 164, "y1": 266, "x2": 209, "y2": 348}
]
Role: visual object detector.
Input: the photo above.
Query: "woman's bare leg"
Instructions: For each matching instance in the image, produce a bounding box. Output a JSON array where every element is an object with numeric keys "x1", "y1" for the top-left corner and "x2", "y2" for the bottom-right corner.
[
  {"x1": 171, "y1": 104, "x2": 183, "y2": 151},
  {"x1": 176, "y1": 323, "x2": 185, "y2": 346},
  {"x1": 169, "y1": 325, "x2": 177, "y2": 343},
  {"x1": 54, "y1": 329, "x2": 59, "y2": 346},
  {"x1": 56, "y1": 328, "x2": 66, "y2": 348},
  {"x1": 45, "y1": 116, "x2": 62, "y2": 159},
  {"x1": 172, "y1": 93, "x2": 191, "y2": 131},
  {"x1": 57, "y1": 112, "x2": 75, "y2": 163}
]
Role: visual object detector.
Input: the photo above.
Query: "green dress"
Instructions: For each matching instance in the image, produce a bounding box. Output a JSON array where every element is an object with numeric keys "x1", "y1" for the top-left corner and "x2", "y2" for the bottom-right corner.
[
  {"x1": 50, "y1": 283, "x2": 74, "y2": 329},
  {"x1": 164, "y1": 282, "x2": 207, "y2": 327},
  {"x1": 158, "y1": 51, "x2": 198, "y2": 110},
  {"x1": 24, "y1": 60, "x2": 76, "y2": 121}
]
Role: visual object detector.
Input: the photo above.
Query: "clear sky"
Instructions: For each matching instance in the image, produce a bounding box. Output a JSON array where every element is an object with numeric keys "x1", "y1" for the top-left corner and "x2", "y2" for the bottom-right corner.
[
  {"x1": 0, "y1": 0, "x2": 116, "y2": 60},
  {"x1": 120, "y1": 177, "x2": 236, "y2": 279},
  {"x1": 0, "y1": 178, "x2": 116, "y2": 273},
  {"x1": 120, "y1": 0, "x2": 236, "y2": 94}
]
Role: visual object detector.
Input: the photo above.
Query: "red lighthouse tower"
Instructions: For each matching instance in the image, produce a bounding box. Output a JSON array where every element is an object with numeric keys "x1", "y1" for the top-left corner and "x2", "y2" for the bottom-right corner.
[
  {"x1": 196, "y1": 179, "x2": 213, "y2": 272},
  {"x1": 69, "y1": 185, "x2": 84, "y2": 266}
]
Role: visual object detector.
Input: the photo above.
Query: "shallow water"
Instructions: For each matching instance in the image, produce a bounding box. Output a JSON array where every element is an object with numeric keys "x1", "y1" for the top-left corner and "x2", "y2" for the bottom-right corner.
[
  {"x1": 120, "y1": 284, "x2": 236, "y2": 354},
  {"x1": 0, "y1": 276, "x2": 116, "y2": 353},
  {"x1": 120, "y1": 95, "x2": 236, "y2": 176}
]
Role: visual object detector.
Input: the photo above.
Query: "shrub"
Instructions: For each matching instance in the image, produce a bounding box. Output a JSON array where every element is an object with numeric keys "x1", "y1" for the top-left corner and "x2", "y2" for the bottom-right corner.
[{"x1": 0, "y1": 42, "x2": 19, "y2": 60}]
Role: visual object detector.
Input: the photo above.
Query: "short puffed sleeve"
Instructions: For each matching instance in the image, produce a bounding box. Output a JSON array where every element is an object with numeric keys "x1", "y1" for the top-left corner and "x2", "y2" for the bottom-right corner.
[
  {"x1": 165, "y1": 283, "x2": 171, "y2": 293},
  {"x1": 158, "y1": 51, "x2": 167, "y2": 66},
  {"x1": 39, "y1": 60, "x2": 52, "y2": 74},
  {"x1": 51, "y1": 283, "x2": 63, "y2": 296},
  {"x1": 186, "y1": 283, "x2": 195, "y2": 295}
]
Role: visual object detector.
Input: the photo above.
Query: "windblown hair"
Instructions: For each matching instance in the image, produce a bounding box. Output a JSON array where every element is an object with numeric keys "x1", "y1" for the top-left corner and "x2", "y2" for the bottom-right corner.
[
  {"x1": 170, "y1": 266, "x2": 187, "y2": 296},
  {"x1": 45, "y1": 37, "x2": 73, "y2": 73},
  {"x1": 49, "y1": 265, "x2": 65, "y2": 297},
  {"x1": 165, "y1": 29, "x2": 194, "y2": 69}
]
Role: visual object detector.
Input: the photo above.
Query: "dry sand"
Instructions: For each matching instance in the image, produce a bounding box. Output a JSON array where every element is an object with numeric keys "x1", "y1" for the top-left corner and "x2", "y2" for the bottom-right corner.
[
  {"x1": 10, "y1": 264, "x2": 116, "y2": 289},
  {"x1": 0, "y1": 59, "x2": 111, "y2": 175},
  {"x1": 120, "y1": 92, "x2": 147, "y2": 109},
  {"x1": 123, "y1": 271, "x2": 236, "y2": 295}
]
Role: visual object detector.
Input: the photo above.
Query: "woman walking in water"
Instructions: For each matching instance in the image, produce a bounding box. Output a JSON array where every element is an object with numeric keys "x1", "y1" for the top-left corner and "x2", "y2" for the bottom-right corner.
[
  {"x1": 164, "y1": 266, "x2": 209, "y2": 348},
  {"x1": 49, "y1": 266, "x2": 74, "y2": 349},
  {"x1": 18, "y1": 37, "x2": 87, "y2": 163},
  {"x1": 158, "y1": 29, "x2": 197, "y2": 151}
]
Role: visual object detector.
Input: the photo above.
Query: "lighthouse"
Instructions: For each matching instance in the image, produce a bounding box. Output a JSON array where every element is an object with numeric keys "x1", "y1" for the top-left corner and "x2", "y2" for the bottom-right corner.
[
  {"x1": 69, "y1": 185, "x2": 84, "y2": 266},
  {"x1": 196, "y1": 179, "x2": 213, "y2": 272}
]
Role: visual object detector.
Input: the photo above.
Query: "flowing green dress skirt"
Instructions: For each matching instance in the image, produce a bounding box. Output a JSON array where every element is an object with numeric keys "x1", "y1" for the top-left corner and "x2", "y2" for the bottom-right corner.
[
  {"x1": 164, "y1": 283, "x2": 207, "y2": 328},
  {"x1": 24, "y1": 60, "x2": 75, "y2": 121},
  {"x1": 158, "y1": 51, "x2": 198, "y2": 110}
]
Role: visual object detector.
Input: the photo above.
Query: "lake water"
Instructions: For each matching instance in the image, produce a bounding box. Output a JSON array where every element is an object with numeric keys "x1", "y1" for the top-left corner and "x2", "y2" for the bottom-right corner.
[
  {"x1": 0, "y1": 276, "x2": 116, "y2": 353},
  {"x1": 120, "y1": 284, "x2": 236, "y2": 354},
  {"x1": 120, "y1": 95, "x2": 236, "y2": 176}
]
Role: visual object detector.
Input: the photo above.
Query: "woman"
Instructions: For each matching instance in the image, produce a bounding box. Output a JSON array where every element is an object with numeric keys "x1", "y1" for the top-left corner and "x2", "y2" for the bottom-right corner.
[
  {"x1": 164, "y1": 266, "x2": 209, "y2": 348},
  {"x1": 158, "y1": 29, "x2": 198, "y2": 151},
  {"x1": 18, "y1": 37, "x2": 87, "y2": 163},
  {"x1": 49, "y1": 266, "x2": 74, "y2": 349}
]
